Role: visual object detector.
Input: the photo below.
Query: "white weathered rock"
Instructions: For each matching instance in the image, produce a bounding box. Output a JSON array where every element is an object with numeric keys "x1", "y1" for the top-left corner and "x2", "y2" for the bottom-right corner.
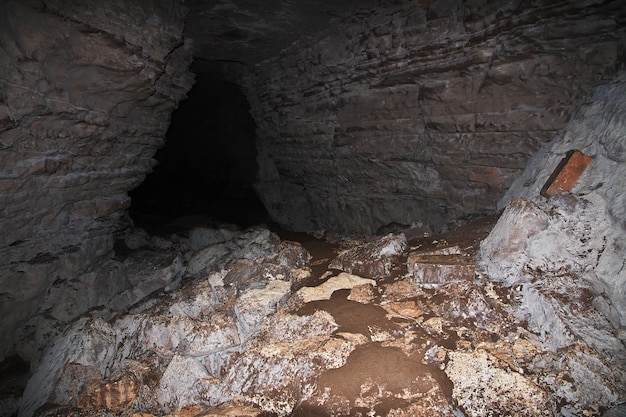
[
  {"x1": 19, "y1": 317, "x2": 116, "y2": 417},
  {"x1": 168, "y1": 280, "x2": 222, "y2": 320},
  {"x1": 541, "y1": 351, "x2": 625, "y2": 416},
  {"x1": 234, "y1": 279, "x2": 293, "y2": 339},
  {"x1": 186, "y1": 227, "x2": 289, "y2": 280},
  {"x1": 296, "y1": 272, "x2": 376, "y2": 303},
  {"x1": 217, "y1": 310, "x2": 353, "y2": 416},
  {"x1": 106, "y1": 250, "x2": 185, "y2": 313},
  {"x1": 187, "y1": 243, "x2": 230, "y2": 276},
  {"x1": 157, "y1": 355, "x2": 211, "y2": 412},
  {"x1": 110, "y1": 312, "x2": 241, "y2": 372},
  {"x1": 484, "y1": 73, "x2": 626, "y2": 331},
  {"x1": 474, "y1": 73, "x2": 626, "y2": 413},
  {"x1": 446, "y1": 350, "x2": 552, "y2": 417}
]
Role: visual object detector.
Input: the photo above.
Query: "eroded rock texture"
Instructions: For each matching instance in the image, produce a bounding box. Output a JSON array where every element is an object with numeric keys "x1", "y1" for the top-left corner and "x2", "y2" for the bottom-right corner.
[
  {"x1": 0, "y1": 0, "x2": 194, "y2": 361},
  {"x1": 14, "y1": 218, "x2": 625, "y2": 417},
  {"x1": 478, "y1": 71, "x2": 626, "y2": 339},
  {"x1": 239, "y1": 0, "x2": 626, "y2": 234}
]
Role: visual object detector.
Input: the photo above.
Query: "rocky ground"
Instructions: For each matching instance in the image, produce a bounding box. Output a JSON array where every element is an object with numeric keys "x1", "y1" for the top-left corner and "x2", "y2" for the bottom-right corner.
[{"x1": 2, "y1": 213, "x2": 625, "y2": 417}]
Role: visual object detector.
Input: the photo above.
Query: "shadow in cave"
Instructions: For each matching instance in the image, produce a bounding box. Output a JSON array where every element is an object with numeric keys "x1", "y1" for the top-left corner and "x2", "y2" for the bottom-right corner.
[{"x1": 129, "y1": 67, "x2": 272, "y2": 235}]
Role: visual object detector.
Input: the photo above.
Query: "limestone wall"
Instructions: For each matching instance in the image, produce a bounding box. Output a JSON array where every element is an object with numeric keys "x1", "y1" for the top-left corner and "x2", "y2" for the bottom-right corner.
[
  {"x1": 0, "y1": 0, "x2": 193, "y2": 360},
  {"x1": 241, "y1": 0, "x2": 626, "y2": 234}
]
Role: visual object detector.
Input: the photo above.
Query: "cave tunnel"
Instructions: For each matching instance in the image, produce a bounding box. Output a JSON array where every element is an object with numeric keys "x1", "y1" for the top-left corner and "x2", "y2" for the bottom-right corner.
[
  {"x1": 1, "y1": 0, "x2": 626, "y2": 415},
  {"x1": 128, "y1": 63, "x2": 272, "y2": 233}
]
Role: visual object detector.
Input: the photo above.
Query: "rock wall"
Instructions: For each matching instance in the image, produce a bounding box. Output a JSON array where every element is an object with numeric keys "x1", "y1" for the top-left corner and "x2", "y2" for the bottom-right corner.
[
  {"x1": 478, "y1": 71, "x2": 626, "y2": 337},
  {"x1": 241, "y1": 0, "x2": 626, "y2": 234},
  {"x1": 0, "y1": 0, "x2": 193, "y2": 361}
]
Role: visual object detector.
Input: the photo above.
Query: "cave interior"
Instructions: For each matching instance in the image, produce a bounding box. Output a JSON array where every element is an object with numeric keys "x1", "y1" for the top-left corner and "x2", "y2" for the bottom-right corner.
[{"x1": 1, "y1": 0, "x2": 626, "y2": 416}]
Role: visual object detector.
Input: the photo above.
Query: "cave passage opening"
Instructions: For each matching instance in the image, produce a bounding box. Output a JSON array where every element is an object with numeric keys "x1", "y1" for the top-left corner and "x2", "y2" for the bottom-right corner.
[{"x1": 129, "y1": 65, "x2": 272, "y2": 234}]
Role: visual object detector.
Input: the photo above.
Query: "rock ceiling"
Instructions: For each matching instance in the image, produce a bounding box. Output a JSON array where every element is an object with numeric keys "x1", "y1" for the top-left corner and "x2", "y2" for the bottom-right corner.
[{"x1": 184, "y1": 0, "x2": 379, "y2": 65}]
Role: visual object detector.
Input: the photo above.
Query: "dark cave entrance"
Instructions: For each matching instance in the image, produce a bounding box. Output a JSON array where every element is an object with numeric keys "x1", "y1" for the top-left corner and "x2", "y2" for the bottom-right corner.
[{"x1": 129, "y1": 66, "x2": 271, "y2": 233}]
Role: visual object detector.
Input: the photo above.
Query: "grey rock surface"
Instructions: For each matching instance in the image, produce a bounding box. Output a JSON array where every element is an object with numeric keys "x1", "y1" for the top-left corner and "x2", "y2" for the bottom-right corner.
[
  {"x1": 19, "y1": 317, "x2": 116, "y2": 417},
  {"x1": 479, "y1": 72, "x2": 626, "y2": 337}
]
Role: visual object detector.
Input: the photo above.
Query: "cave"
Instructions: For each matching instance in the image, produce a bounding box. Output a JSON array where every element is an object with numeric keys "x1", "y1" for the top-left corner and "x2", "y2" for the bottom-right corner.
[
  {"x1": 128, "y1": 63, "x2": 271, "y2": 233},
  {"x1": 1, "y1": 0, "x2": 625, "y2": 416}
]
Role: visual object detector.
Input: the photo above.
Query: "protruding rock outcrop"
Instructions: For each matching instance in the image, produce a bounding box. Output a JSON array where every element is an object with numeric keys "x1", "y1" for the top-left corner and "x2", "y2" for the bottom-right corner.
[
  {"x1": 478, "y1": 71, "x2": 626, "y2": 339},
  {"x1": 18, "y1": 226, "x2": 311, "y2": 417}
]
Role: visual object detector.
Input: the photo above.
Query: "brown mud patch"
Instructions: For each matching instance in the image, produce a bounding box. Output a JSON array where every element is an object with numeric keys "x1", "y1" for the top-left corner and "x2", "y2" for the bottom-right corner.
[{"x1": 296, "y1": 290, "x2": 397, "y2": 338}]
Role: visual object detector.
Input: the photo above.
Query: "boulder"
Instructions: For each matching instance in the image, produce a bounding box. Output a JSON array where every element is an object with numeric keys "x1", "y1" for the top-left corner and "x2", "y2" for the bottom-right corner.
[{"x1": 329, "y1": 233, "x2": 406, "y2": 279}]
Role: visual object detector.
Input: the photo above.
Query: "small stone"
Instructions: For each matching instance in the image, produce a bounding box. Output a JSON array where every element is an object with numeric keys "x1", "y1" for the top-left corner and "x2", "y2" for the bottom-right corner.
[
  {"x1": 422, "y1": 317, "x2": 444, "y2": 334},
  {"x1": 512, "y1": 338, "x2": 540, "y2": 362},
  {"x1": 383, "y1": 300, "x2": 425, "y2": 320},
  {"x1": 423, "y1": 345, "x2": 447, "y2": 364},
  {"x1": 296, "y1": 272, "x2": 376, "y2": 303}
]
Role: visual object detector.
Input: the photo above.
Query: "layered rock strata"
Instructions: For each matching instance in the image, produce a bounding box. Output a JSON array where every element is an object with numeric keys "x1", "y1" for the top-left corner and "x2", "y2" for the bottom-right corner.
[
  {"x1": 240, "y1": 0, "x2": 626, "y2": 234},
  {"x1": 0, "y1": 0, "x2": 194, "y2": 361}
]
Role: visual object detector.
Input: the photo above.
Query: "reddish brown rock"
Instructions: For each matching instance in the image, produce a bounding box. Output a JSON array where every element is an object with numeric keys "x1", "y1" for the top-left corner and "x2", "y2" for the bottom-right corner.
[
  {"x1": 77, "y1": 374, "x2": 139, "y2": 413},
  {"x1": 541, "y1": 150, "x2": 593, "y2": 197}
]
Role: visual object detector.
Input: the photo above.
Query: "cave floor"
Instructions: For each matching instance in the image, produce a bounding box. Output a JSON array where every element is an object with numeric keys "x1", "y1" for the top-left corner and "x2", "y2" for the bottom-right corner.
[
  {"x1": 6, "y1": 214, "x2": 625, "y2": 417},
  {"x1": 280, "y1": 216, "x2": 501, "y2": 416}
]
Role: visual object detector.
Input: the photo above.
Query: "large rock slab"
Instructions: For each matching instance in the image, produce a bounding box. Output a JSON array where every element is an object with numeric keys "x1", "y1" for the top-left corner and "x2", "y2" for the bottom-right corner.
[{"x1": 408, "y1": 253, "x2": 475, "y2": 285}]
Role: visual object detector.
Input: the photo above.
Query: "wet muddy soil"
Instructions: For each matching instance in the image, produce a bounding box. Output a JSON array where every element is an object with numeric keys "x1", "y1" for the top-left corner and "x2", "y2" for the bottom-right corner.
[{"x1": 272, "y1": 216, "x2": 502, "y2": 416}]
